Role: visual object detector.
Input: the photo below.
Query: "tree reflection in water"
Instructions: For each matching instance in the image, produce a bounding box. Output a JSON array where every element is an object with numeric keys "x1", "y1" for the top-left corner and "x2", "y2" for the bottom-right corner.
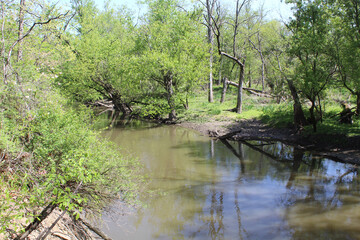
[{"x1": 101, "y1": 124, "x2": 360, "y2": 240}]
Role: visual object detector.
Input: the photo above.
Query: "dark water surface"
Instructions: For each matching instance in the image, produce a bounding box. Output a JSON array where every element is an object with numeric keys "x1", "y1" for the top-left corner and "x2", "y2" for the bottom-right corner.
[{"x1": 100, "y1": 121, "x2": 360, "y2": 240}]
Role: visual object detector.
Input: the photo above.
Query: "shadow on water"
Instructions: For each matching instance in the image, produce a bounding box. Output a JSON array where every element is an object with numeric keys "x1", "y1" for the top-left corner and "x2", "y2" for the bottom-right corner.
[{"x1": 100, "y1": 121, "x2": 360, "y2": 240}]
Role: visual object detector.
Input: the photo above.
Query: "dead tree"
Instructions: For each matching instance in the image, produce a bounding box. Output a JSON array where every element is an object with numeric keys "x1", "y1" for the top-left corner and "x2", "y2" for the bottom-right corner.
[
  {"x1": 210, "y1": 0, "x2": 250, "y2": 113},
  {"x1": 200, "y1": 0, "x2": 217, "y2": 103}
]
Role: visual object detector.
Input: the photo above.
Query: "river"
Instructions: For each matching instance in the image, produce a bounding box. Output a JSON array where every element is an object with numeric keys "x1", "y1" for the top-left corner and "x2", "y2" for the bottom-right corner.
[{"x1": 100, "y1": 120, "x2": 360, "y2": 240}]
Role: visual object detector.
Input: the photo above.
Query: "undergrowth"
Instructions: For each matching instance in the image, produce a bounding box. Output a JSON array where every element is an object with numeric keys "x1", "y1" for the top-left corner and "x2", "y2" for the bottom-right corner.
[{"x1": 178, "y1": 86, "x2": 360, "y2": 137}]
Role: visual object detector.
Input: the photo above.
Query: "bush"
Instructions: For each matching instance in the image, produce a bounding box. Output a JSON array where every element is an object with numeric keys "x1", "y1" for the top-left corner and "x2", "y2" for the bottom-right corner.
[{"x1": 0, "y1": 93, "x2": 143, "y2": 235}]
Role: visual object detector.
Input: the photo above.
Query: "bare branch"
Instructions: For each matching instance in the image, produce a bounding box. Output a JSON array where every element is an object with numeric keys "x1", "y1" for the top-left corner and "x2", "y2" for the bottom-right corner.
[
  {"x1": 1, "y1": 0, "x2": 6, "y2": 84},
  {"x1": 4, "y1": 11, "x2": 69, "y2": 81}
]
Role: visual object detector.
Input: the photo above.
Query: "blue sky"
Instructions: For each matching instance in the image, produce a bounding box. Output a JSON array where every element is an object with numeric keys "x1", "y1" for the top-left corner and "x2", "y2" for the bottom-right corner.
[
  {"x1": 252, "y1": 0, "x2": 294, "y2": 20},
  {"x1": 89, "y1": 0, "x2": 294, "y2": 21}
]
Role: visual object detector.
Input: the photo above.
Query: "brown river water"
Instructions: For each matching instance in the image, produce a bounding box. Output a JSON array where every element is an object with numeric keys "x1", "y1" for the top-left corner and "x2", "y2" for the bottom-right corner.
[{"x1": 100, "y1": 120, "x2": 360, "y2": 240}]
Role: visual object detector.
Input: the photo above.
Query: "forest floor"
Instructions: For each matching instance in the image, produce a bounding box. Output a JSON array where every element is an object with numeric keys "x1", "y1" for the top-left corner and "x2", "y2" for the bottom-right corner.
[{"x1": 179, "y1": 118, "x2": 360, "y2": 165}]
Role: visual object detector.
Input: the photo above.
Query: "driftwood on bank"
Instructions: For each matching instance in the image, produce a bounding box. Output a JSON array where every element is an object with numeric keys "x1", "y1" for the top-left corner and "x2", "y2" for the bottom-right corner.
[
  {"x1": 226, "y1": 79, "x2": 275, "y2": 98},
  {"x1": 14, "y1": 203, "x2": 57, "y2": 240},
  {"x1": 208, "y1": 129, "x2": 242, "y2": 139}
]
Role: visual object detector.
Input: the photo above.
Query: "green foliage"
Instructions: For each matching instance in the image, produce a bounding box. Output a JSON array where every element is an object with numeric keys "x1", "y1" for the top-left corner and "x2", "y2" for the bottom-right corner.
[
  {"x1": 302, "y1": 116, "x2": 360, "y2": 137},
  {"x1": 287, "y1": 0, "x2": 333, "y2": 96},
  {"x1": 260, "y1": 103, "x2": 294, "y2": 127},
  {"x1": 0, "y1": 91, "x2": 143, "y2": 234},
  {"x1": 327, "y1": 0, "x2": 360, "y2": 112},
  {"x1": 57, "y1": 3, "x2": 139, "y2": 108},
  {"x1": 0, "y1": 1, "x2": 143, "y2": 232},
  {"x1": 2, "y1": 0, "x2": 360, "y2": 235},
  {"x1": 178, "y1": 87, "x2": 273, "y2": 123},
  {"x1": 135, "y1": 0, "x2": 208, "y2": 118}
]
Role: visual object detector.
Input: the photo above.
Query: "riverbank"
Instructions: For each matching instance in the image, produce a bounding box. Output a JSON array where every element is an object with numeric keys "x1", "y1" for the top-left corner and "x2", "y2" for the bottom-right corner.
[{"x1": 178, "y1": 119, "x2": 360, "y2": 165}]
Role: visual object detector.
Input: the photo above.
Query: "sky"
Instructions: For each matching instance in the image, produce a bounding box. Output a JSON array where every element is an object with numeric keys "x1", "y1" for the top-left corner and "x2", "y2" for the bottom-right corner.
[
  {"x1": 90, "y1": 0, "x2": 294, "y2": 22},
  {"x1": 252, "y1": 0, "x2": 294, "y2": 20}
]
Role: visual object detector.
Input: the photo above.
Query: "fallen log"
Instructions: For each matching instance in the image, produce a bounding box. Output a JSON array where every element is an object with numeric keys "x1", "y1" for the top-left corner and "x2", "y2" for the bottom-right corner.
[
  {"x1": 14, "y1": 203, "x2": 57, "y2": 240},
  {"x1": 226, "y1": 80, "x2": 276, "y2": 98},
  {"x1": 218, "y1": 130, "x2": 242, "y2": 140}
]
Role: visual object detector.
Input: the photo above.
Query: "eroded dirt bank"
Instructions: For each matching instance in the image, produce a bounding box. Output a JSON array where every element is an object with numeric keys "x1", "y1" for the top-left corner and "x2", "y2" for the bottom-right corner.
[{"x1": 179, "y1": 119, "x2": 360, "y2": 165}]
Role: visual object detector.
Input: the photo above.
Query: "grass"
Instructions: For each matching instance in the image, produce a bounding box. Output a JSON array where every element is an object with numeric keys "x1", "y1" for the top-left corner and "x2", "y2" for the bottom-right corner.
[
  {"x1": 177, "y1": 86, "x2": 360, "y2": 137},
  {"x1": 177, "y1": 86, "x2": 279, "y2": 123}
]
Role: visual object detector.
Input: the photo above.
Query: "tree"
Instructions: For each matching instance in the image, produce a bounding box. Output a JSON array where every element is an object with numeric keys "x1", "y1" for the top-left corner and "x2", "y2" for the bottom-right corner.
[
  {"x1": 211, "y1": 0, "x2": 251, "y2": 113},
  {"x1": 136, "y1": 0, "x2": 208, "y2": 120},
  {"x1": 58, "y1": 2, "x2": 137, "y2": 116},
  {"x1": 248, "y1": 5, "x2": 267, "y2": 91},
  {"x1": 286, "y1": 0, "x2": 335, "y2": 132},
  {"x1": 329, "y1": 0, "x2": 360, "y2": 114},
  {"x1": 2, "y1": 1, "x2": 67, "y2": 82},
  {"x1": 201, "y1": 0, "x2": 216, "y2": 103},
  {"x1": 0, "y1": 0, "x2": 142, "y2": 237},
  {"x1": 266, "y1": 20, "x2": 308, "y2": 130}
]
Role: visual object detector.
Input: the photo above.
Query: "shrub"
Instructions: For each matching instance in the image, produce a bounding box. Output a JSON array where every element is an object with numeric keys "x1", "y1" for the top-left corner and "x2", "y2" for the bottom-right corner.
[{"x1": 0, "y1": 94, "x2": 143, "y2": 236}]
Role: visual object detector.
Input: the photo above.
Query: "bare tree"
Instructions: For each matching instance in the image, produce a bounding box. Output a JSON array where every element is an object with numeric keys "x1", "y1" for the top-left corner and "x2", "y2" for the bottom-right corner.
[
  {"x1": 210, "y1": 0, "x2": 250, "y2": 113},
  {"x1": 249, "y1": 33, "x2": 266, "y2": 91},
  {"x1": 2, "y1": 2, "x2": 68, "y2": 84},
  {"x1": 201, "y1": 0, "x2": 217, "y2": 102},
  {"x1": 17, "y1": 0, "x2": 25, "y2": 62},
  {"x1": 1, "y1": 0, "x2": 6, "y2": 84}
]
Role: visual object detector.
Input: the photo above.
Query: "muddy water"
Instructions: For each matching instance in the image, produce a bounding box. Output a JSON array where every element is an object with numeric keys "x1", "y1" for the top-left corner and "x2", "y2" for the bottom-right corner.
[{"x1": 101, "y1": 121, "x2": 360, "y2": 240}]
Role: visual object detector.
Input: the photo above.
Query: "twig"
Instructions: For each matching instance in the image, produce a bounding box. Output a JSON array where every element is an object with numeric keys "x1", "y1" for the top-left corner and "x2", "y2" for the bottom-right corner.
[{"x1": 36, "y1": 181, "x2": 83, "y2": 240}]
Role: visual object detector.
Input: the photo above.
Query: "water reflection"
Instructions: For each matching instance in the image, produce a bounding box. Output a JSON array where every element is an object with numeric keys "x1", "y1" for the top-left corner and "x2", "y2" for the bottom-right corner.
[{"x1": 100, "y1": 122, "x2": 360, "y2": 240}]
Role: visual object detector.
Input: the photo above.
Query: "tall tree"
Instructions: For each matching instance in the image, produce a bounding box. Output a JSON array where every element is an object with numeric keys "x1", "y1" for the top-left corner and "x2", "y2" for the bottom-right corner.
[
  {"x1": 201, "y1": 0, "x2": 216, "y2": 102},
  {"x1": 58, "y1": 2, "x2": 137, "y2": 115},
  {"x1": 329, "y1": 0, "x2": 360, "y2": 114},
  {"x1": 286, "y1": 0, "x2": 335, "y2": 132},
  {"x1": 248, "y1": 5, "x2": 266, "y2": 91},
  {"x1": 211, "y1": 0, "x2": 251, "y2": 113},
  {"x1": 266, "y1": 20, "x2": 308, "y2": 129},
  {"x1": 17, "y1": 0, "x2": 25, "y2": 61},
  {"x1": 137, "y1": 0, "x2": 208, "y2": 120}
]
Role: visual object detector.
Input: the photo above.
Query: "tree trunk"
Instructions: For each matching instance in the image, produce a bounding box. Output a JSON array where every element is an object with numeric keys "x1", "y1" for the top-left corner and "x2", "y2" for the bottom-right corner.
[
  {"x1": 208, "y1": 52, "x2": 214, "y2": 103},
  {"x1": 111, "y1": 94, "x2": 127, "y2": 115},
  {"x1": 183, "y1": 96, "x2": 189, "y2": 110},
  {"x1": 1, "y1": 0, "x2": 5, "y2": 84},
  {"x1": 309, "y1": 102, "x2": 317, "y2": 132},
  {"x1": 165, "y1": 72, "x2": 176, "y2": 121},
  {"x1": 235, "y1": 64, "x2": 244, "y2": 114},
  {"x1": 17, "y1": 0, "x2": 25, "y2": 61},
  {"x1": 248, "y1": 66, "x2": 251, "y2": 88},
  {"x1": 206, "y1": 0, "x2": 214, "y2": 103},
  {"x1": 92, "y1": 77, "x2": 129, "y2": 115},
  {"x1": 220, "y1": 77, "x2": 228, "y2": 103},
  {"x1": 286, "y1": 79, "x2": 307, "y2": 130},
  {"x1": 218, "y1": 56, "x2": 223, "y2": 85},
  {"x1": 356, "y1": 93, "x2": 360, "y2": 115},
  {"x1": 260, "y1": 54, "x2": 265, "y2": 91},
  {"x1": 258, "y1": 34, "x2": 265, "y2": 91}
]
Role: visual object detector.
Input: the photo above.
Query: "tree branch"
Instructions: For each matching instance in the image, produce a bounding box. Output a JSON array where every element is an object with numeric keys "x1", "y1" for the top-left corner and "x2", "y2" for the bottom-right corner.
[{"x1": 4, "y1": 11, "x2": 69, "y2": 81}]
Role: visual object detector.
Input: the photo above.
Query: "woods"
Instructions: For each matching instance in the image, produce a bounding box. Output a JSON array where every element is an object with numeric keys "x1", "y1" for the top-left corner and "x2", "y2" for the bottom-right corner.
[{"x1": 1, "y1": 0, "x2": 360, "y2": 238}]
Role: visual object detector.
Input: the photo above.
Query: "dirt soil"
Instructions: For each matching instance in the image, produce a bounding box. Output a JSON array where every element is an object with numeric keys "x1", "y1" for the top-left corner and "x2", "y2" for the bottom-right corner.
[{"x1": 179, "y1": 119, "x2": 360, "y2": 165}]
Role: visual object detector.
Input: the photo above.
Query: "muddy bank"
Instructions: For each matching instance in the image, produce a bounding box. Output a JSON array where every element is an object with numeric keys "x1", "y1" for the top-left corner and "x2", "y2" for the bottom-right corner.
[{"x1": 178, "y1": 119, "x2": 360, "y2": 165}]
